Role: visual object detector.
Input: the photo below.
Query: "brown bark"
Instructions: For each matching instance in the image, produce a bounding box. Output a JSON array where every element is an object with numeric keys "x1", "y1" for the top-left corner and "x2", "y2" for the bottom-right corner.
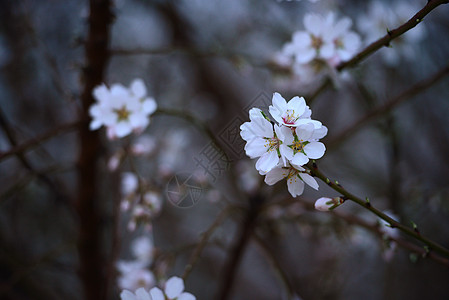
[{"x1": 76, "y1": 1, "x2": 113, "y2": 299}]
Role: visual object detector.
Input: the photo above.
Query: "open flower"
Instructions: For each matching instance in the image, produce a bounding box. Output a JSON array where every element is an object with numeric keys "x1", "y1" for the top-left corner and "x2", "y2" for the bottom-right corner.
[
  {"x1": 150, "y1": 276, "x2": 196, "y2": 300},
  {"x1": 281, "y1": 122, "x2": 326, "y2": 166},
  {"x1": 264, "y1": 163, "x2": 319, "y2": 197},
  {"x1": 89, "y1": 78, "x2": 157, "y2": 139},
  {"x1": 240, "y1": 108, "x2": 291, "y2": 173},
  {"x1": 269, "y1": 93, "x2": 313, "y2": 127}
]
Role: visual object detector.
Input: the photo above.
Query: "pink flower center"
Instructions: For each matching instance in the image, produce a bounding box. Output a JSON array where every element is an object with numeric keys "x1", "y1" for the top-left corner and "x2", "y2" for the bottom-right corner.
[{"x1": 282, "y1": 109, "x2": 298, "y2": 125}]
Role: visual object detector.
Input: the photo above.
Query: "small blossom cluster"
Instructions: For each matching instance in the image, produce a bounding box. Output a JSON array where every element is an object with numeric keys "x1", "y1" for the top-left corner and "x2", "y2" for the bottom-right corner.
[
  {"x1": 275, "y1": 12, "x2": 361, "y2": 83},
  {"x1": 357, "y1": 1, "x2": 425, "y2": 65},
  {"x1": 240, "y1": 92, "x2": 327, "y2": 197},
  {"x1": 121, "y1": 276, "x2": 196, "y2": 300},
  {"x1": 117, "y1": 236, "x2": 155, "y2": 291},
  {"x1": 121, "y1": 172, "x2": 162, "y2": 231},
  {"x1": 89, "y1": 78, "x2": 157, "y2": 140}
]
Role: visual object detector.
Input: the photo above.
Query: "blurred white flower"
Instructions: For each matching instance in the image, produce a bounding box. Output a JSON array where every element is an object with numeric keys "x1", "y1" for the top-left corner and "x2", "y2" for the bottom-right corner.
[
  {"x1": 264, "y1": 163, "x2": 319, "y2": 197},
  {"x1": 357, "y1": 1, "x2": 425, "y2": 65},
  {"x1": 122, "y1": 172, "x2": 139, "y2": 197},
  {"x1": 121, "y1": 287, "x2": 152, "y2": 300},
  {"x1": 283, "y1": 13, "x2": 360, "y2": 67},
  {"x1": 117, "y1": 261, "x2": 155, "y2": 291},
  {"x1": 150, "y1": 276, "x2": 196, "y2": 300},
  {"x1": 378, "y1": 210, "x2": 400, "y2": 261},
  {"x1": 89, "y1": 78, "x2": 157, "y2": 139},
  {"x1": 131, "y1": 236, "x2": 154, "y2": 264},
  {"x1": 131, "y1": 135, "x2": 157, "y2": 156}
]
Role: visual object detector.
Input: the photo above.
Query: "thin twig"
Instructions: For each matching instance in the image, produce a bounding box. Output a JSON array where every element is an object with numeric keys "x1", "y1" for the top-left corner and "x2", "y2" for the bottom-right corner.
[
  {"x1": 182, "y1": 206, "x2": 236, "y2": 280},
  {"x1": 0, "y1": 120, "x2": 81, "y2": 163},
  {"x1": 306, "y1": 162, "x2": 449, "y2": 259},
  {"x1": 253, "y1": 234, "x2": 297, "y2": 299},
  {"x1": 327, "y1": 64, "x2": 449, "y2": 149},
  {"x1": 336, "y1": 0, "x2": 449, "y2": 71}
]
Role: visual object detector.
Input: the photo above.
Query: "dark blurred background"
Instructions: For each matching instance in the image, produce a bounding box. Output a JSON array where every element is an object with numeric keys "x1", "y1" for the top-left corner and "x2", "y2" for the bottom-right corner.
[{"x1": 1, "y1": 0, "x2": 449, "y2": 299}]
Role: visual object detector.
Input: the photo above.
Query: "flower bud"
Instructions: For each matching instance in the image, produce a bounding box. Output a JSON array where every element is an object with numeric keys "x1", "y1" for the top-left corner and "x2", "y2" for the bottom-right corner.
[{"x1": 314, "y1": 197, "x2": 344, "y2": 211}]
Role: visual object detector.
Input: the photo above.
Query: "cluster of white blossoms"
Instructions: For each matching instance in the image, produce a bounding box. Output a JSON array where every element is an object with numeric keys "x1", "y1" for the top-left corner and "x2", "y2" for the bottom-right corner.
[
  {"x1": 121, "y1": 276, "x2": 196, "y2": 300},
  {"x1": 120, "y1": 172, "x2": 162, "y2": 231},
  {"x1": 357, "y1": 1, "x2": 425, "y2": 65},
  {"x1": 240, "y1": 92, "x2": 327, "y2": 197},
  {"x1": 89, "y1": 78, "x2": 157, "y2": 139},
  {"x1": 117, "y1": 236, "x2": 155, "y2": 291},
  {"x1": 276, "y1": 12, "x2": 361, "y2": 83}
]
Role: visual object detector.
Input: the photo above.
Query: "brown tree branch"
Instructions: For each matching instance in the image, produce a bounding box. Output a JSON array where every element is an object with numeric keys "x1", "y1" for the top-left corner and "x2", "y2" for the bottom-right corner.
[
  {"x1": 76, "y1": 1, "x2": 113, "y2": 300},
  {"x1": 336, "y1": 0, "x2": 449, "y2": 71},
  {"x1": 327, "y1": 64, "x2": 449, "y2": 149}
]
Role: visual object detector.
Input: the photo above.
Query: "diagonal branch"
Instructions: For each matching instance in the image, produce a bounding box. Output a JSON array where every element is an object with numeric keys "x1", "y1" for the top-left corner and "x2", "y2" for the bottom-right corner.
[
  {"x1": 337, "y1": 0, "x2": 449, "y2": 71},
  {"x1": 307, "y1": 162, "x2": 449, "y2": 259},
  {"x1": 327, "y1": 64, "x2": 449, "y2": 149}
]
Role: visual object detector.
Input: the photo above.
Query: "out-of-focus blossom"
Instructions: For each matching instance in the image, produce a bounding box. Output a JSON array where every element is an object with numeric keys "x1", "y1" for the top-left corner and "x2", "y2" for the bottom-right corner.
[
  {"x1": 89, "y1": 78, "x2": 157, "y2": 139},
  {"x1": 121, "y1": 287, "x2": 152, "y2": 300},
  {"x1": 282, "y1": 12, "x2": 361, "y2": 66},
  {"x1": 357, "y1": 1, "x2": 425, "y2": 65},
  {"x1": 131, "y1": 236, "x2": 154, "y2": 264},
  {"x1": 117, "y1": 234, "x2": 156, "y2": 291},
  {"x1": 276, "y1": 12, "x2": 360, "y2": 84},
  {"x1": 379, "y1": 210, "x2": 400, "y2": 261},
  {"x1": 150, "y1": 276, "x2": 196, "y2": 300},
  {"x1": 131, "y1": 135, "x2": 157, "y2": 156},
  {"x1": 122, "y1": 172, "x2": 139, "y2": 197}
]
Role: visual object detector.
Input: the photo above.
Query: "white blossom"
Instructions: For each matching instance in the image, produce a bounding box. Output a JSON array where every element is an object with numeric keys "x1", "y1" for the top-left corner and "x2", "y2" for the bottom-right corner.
[
  {"x1": 357, "y1": 1, "x2": 425, "y2": 65},
  {"x1": 117, "y1": 261, "x2": 155, "y2": 291},
  {"x1": 281, "y1": 122, "x2": 326, "y2": 166},
  {"x1": 131, "y1": 236, "x2": 154, "y2": 264},
  {"x1": 149, "y1": 276, "x2": 196, "y2": 300},
  {"x1": 240, "y1": 107, "x2": 292, "y2": 173},
  {"x1": 89, "y1": 78, "x2": 157, "y2": 139},
  {"x1": 121, "y1": 287, "x2": 152, "y2": 300},
  {"x1": 264, "y1": 163, "x2": 319, "y2": 197}
]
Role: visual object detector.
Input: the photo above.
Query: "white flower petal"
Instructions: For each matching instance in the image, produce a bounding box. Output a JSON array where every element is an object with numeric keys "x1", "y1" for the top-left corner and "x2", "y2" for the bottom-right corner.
[
  {"x1": 298, "y1": 173, "x2": 319, "y2": 190},
  {"x1": 245, "y1": 137, "x2": 269, "y2": 158},
  {"x1": 149, "y1": 287, "x2": 165, "y2": 300},
  {"x1": 120, "y1": 290, "x2": 137, "y2": 300},
  {"x1": 255, "y1": 151, "x2": 279, "y2": 173},
  {"x1": 287, "y1": 96, "x2": 306, "y2": 117},
  {"x1": 295, "y1": 124, "x2": 314, "y2": 141},
  {"x1": 310, "y1": 125, "x2": 328, "y2": 141},
  {"x1": 287, "y1": 176, "x2": 305, "y2": 197},
  {"x1": 142, "y1": 98, "x2": 157, "y2": 114},
  {"x1": 130, "y1": 79, "x2": 147, "y2": 98},
  {"x1": 303, "y1": 142, "x2": 325, "y2": 159},
  {"x1": 178, "y1": 292, "x2": 196, "y2": 300},
  {"x1": 291, "y1": 152, "x2": 309, "y2": 166},
  {"x1": 135, "y1": 288, "x2": 151, "y2": 300},
  {"x1": 264, "y1": 166, "x2": 288, "y2": 185},
  {"x1": 115, "y1": 122, "x2": 133, "y2": 138},
  {"x1": 165, "y1": 276, "x2": 184, "y2": 299}
]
